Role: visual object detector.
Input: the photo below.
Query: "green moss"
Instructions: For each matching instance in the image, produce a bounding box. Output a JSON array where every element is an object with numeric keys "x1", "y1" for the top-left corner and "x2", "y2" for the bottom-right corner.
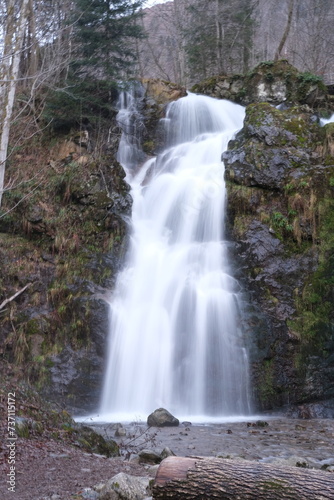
[
  {"x1": 289, "y1": 197, "x2": 334, "y2": 346},
  {"x1": 258, "y1": 359, "x2": 277, "y2": 409},
  {"x1": 258, "y1": 480, "x2": 293, "y2": 493}
]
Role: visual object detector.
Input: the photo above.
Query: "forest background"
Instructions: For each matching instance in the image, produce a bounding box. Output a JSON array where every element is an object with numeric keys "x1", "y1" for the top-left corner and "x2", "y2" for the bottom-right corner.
[{"x1": 1, "y1": 0, "x2": 334, "y2": 209}]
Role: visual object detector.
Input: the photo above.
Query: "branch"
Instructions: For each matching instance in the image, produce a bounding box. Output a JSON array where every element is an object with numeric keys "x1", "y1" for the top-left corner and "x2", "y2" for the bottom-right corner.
[{"x1": 0, "y1": 283, "x2": 33, "y2": 312}]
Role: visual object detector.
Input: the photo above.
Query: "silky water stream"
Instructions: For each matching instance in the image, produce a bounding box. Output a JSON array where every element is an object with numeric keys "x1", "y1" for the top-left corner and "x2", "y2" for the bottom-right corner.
[{"x1": 100, "y1": 90, "x2": 252, "y2": 422}]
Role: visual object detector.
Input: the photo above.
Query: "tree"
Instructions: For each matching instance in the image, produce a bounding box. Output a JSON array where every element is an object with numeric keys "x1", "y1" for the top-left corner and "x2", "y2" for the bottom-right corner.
[
  {"x1": 0, "y1": 0, "x2": 30, "y2": 206},
  {"x1": 181, "y1": 0, "x2": 257, "y2": 84},
  {"x1": 71, "y1": 0, "x2": 145, "y2": 79},
  {"x1": 41, "y1": 0, "x2": 146, "y2": 130},
  {"x1": 274, "y1": 0, "x2": 294, "y2": 61}
]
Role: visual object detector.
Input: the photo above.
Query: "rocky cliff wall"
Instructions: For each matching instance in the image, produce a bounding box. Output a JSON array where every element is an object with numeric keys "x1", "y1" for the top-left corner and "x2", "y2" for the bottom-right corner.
[{"x1": 223, "y1": 99, "x2": 334, "y2": 416}]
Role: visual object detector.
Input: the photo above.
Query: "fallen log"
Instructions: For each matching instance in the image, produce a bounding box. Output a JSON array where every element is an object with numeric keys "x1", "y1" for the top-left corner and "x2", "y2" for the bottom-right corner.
[{"x1": 152, "y1": 456, "x2": 334, "y2": 499}]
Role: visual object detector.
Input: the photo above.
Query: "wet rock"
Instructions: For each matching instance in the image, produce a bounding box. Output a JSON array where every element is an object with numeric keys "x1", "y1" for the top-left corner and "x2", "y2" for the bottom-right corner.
[
  {"x1": 98, "y1": 472, "x2": 151, "y2": 500},
  {"x1": 160, "y1": 447, "x2": 176, "y2": 460},
  {"x1": 142, "y1": 79, "x2": 186, "y2": 106},
  {"x1": 147, "y1": 408, "x2": 179, "y2": 427},
  {"x1": 138, "y1": 449, "x2": 162, "y2": 464},
  {"x1": 286, "y1": 401, "x2": 334, "y2": 419},
  {"x1": 114, "y1": 424, "x2": 127, "y2": 437},
  {"x1": 223, "y1": 103, "x2": 318, "y2": 191}
]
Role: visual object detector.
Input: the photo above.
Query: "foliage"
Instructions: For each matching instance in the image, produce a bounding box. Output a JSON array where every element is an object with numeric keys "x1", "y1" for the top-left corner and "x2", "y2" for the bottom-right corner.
[
  {"x1": 42, "y1": 0, "x2": 145, "y2": 130},
  {"x1": 271, "y1": 211, "x2": 293, "y2": 233},
  {"x1": 183, "y1": 0, "x2": 257, "y2": 82},
  {"x1": 71, "y1": 0, "x2": 145, "y2": 79},
  {"x1": 43, "y1": 79, "x2": 119, "y2": 132},
  {"x1": 289, "y1": 198, "x2": 334, "y2": 345}
]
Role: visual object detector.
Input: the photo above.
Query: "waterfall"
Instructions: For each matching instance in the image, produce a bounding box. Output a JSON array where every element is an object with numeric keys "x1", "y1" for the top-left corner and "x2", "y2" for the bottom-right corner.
[
  {"x1": 100, "y1": 89, "x2": 252, "y2": 421},
  {"x1": 320, "y1": 113, "x2": 334, "y2": 126}
]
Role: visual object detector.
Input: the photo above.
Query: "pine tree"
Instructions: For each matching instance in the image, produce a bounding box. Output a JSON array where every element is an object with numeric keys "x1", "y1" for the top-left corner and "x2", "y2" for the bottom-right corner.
[
  {"x1": 44, "y1": 0, "x2": 145, "y2": 130},
  {"x1": 72, "y1": 0, "x2": 145, "y2": 79}
]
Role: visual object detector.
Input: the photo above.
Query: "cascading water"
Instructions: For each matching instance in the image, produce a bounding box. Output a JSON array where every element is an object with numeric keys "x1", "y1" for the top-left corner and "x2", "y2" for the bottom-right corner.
[
  {"x1": 320, "y1": 113, "x2": 334, "y2": 126},
  {"x1": 100, "y1": 89, "x2": 252, "y2": 421}
]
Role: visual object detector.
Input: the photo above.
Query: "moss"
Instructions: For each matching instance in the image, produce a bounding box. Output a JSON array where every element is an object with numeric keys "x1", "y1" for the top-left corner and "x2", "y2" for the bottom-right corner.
[
  {"x1": 76, "y1": 426, "x2": 120, "y2": 457},
  {"x1": 288, "y1": 197, "x2": 334, "y2": 347},
  {"x1": 26, "y1": 319, "x2": 40, "y2": 336},
  {"x1": 258, "y1": 480, "x2": 293, "y2": 493},
  {"x1": 258, "y1": 359, "x2": 276, "y2": 407},
  {"x1": 142, "y1": 140, "x2": 155, "y2": 154}
]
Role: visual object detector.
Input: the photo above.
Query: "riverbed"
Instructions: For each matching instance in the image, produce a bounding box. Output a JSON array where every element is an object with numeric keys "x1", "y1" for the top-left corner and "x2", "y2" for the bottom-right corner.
[{"x1": 88, "y1": 417, "x2": 334, "y2": 471}]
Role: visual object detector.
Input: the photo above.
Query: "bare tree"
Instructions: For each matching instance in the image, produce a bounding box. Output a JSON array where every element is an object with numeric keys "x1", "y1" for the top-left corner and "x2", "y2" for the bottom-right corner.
[
  {"x1": 0, "y1": 0, "x2": 30, "y2": 206},
  {"x1": 274, "y1": 0, "x2": 294, "y2": 61}
]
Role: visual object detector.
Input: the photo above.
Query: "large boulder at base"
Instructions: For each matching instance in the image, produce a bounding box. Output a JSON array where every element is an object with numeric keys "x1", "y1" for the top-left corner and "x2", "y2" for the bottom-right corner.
[
  {"x1": 147, "y1": 408, "x2": 179, "y2": 427},
  {"x1": 97, "y1": 472, "x2": 151, "y2": 500}
]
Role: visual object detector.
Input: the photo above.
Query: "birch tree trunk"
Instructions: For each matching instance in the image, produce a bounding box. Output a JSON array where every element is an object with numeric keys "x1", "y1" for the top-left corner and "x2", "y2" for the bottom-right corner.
[{"x1": 0, "y1": 0, "x2": 30, "y2": 206}]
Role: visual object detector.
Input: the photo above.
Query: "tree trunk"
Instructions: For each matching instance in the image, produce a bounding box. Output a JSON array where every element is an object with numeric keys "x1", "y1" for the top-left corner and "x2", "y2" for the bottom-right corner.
[
  {"x1": 152, "y1": 456, "x2": 334, "y2": 499},
  {"x1": 274, "y1": 0, "x2": 294, "y2": 61},
  {"x1": 0, "y1": 0, "x2": 30, "y2": 206},
  {"x1": 215, "y1": 0, "x2": 223, "y2": 74}
]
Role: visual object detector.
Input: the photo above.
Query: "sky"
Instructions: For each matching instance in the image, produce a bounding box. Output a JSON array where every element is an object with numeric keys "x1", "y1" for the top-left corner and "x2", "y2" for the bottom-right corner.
[{"x1": 144, "y1": 0, "x2": 172, "y2": 7}]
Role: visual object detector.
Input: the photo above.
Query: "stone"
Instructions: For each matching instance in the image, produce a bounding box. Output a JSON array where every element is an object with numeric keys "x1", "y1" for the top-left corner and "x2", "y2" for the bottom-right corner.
[
  {"x1": 192, "y1": 60, "x2": 329, "y2": 109},
  {"x1": 98, "y1": 472, "x2": 151, "y2": 500},
  {"x1": 138, "y1": 449, "x2": 162, "y2": 464},
  {"x1": 74, "y1": 425, "x2": 119, "y2": 457},
  {"x1": 160, "y1": 447, "x2": 176, "y2": 460},
  {"x1": 115, "y1": 427, "x2": 126, "y2": 437},
  {"x1": 223, "y1": 92, "x2": 334, "y2": 413},
  {"x1": 147, "y1": 408, "x2": 179, "y2": 427}
]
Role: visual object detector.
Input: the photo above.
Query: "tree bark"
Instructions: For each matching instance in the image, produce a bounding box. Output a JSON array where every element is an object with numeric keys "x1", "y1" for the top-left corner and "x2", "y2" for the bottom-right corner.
[
  {"x1": 215, "y1": 0, "x2": 223, "y2": 74},
  {"x1": 274, "y1": 0, "x2": 294, "y2": 61},
  {"x1": 0, "y1": 0, "x2": 30, "y2": 206},
  {"x1": 152, "y1": 456, "x2": 334, "y2": 499}
]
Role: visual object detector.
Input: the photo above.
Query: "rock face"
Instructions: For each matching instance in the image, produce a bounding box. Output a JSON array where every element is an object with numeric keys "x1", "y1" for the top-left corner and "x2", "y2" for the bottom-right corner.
[
  {"x1": 223, "y1": 100, "x2": 334, "y2": 411},
  {"x1": 193, "y1": 60, "x2": 330, "y2": 110},
  {"x1": 147, "y1": 408, "x2": 180, "y2": 427},
  {"x1": 140, "y1": 79, "x2": 187, "y2": 156}
]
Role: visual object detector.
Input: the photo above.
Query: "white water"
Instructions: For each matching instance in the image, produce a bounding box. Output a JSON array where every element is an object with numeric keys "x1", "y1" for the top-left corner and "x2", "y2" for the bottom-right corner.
[
  {"x1": 100, "y1": 91, "x2": 251, "y2": 422},
  {"x1": 320, "y1": 113, "x2": 334, "y2": 126}
]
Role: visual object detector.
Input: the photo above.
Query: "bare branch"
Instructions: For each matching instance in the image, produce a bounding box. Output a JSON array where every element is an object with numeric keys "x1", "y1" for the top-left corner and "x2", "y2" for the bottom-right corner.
[{"x1": 0, "y1": 283, "x2": 33, "y2": 312}]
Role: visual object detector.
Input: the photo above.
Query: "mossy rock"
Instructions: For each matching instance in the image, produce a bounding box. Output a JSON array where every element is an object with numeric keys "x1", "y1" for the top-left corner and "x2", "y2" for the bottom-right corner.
[
  {"x1": 192, "y1": 60, "x2": 329, "y2": 109},
  {"x1": 74, "y1": 425, "x2": 120, "y2": 457}
]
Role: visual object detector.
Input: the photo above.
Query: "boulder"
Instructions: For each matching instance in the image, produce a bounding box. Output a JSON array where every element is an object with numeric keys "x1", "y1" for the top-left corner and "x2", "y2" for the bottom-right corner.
[
  {"x1": 98, "y1": 472, "x2": 151, "y2": 500},
  {"x1": 138, "y1": 449, "x2": 162, "y2": 464},
  {"x1": 74, "y1": 425, "x2": 119, "y2": 457},
  {"x1": 147, "y1": 408, "x2": 179, "y2": 427}
]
